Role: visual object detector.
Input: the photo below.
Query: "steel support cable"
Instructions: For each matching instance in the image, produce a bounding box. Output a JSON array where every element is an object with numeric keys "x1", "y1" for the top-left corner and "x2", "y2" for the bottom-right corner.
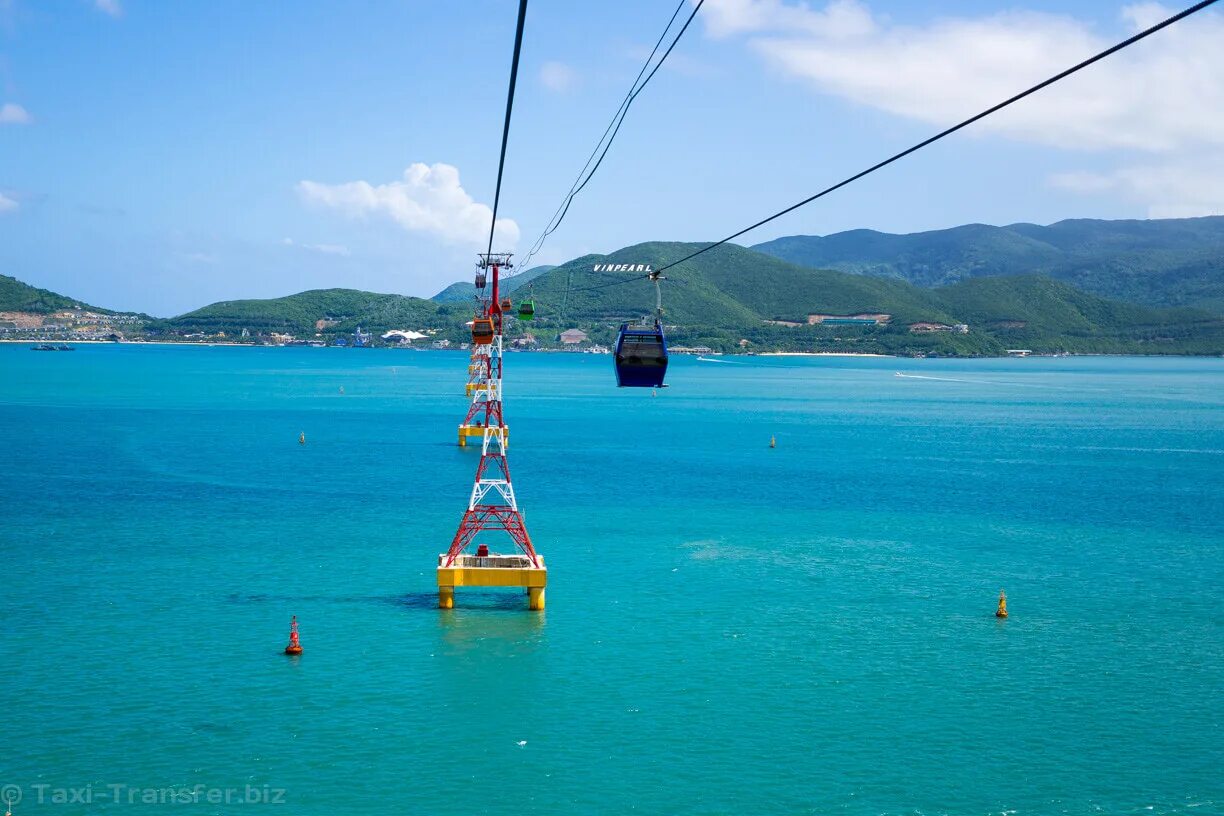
[
  {"x1": 518, "y1": 0, "x2": 705, "y2": 271},
  {"x1": 517, "y1": 0, "x2": 687, "y2": 272},
  {"x1": 597, "y1": 0, "x2": 1220, "y2": 280},
  {"x1": 485, "y1": 0, "x2": 530, "y2": 258}
]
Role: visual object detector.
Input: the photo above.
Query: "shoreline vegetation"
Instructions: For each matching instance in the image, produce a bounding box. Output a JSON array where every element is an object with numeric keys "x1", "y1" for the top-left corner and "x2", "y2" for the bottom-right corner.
[
  {"x1": 4, "y1": 216, "x2": 1224, "y2": 358},
  {"x1": 5, "y1": 339, "x2": 1223, "y2": 359}
]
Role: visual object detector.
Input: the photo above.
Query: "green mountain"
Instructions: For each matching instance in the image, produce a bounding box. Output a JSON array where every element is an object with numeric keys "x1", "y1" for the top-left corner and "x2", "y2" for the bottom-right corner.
[
  {"x1": 431, "y1": 265, "x2": 555, "y2": 303},
  {"x1": 934, "y1": 275, "x2": 1224, "y2": 355},
  {"x1": 752, "y1": 216, "x2": 1224, "y2": 314},
  {"x1": 498, "y1": 242, "x2": 1224, "y2": 355},
  {"x1": 9, "y1": 223, "x2": 1224, "y2": 355},
  {"x1": 157, "y1": 288, "x2": 466, "y2": 335},
  {"x1": 0, "y1": 273, "x2": 113, "y2": 314},
  {"x1": 522, "y1": 241, "x2": 948, "y2": 325}
]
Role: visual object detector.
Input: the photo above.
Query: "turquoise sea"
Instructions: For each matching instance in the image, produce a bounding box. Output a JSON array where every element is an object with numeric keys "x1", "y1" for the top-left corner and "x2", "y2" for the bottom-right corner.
[{"x1": 1, "y1": 344, "x2": 1221, "y2": 815}]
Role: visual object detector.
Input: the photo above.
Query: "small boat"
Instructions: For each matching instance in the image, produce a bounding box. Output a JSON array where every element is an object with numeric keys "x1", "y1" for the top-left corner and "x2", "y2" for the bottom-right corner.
[
  {"x1": 57, "y1": 345, "x2": 75, "y2": 351},
  {"x1": 31, "y1": 343, "x2": 57, "y2": 351}
]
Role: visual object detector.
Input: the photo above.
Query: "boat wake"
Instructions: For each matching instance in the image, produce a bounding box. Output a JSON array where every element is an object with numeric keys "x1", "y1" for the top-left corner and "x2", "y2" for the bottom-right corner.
[
  {"x1": 894, "y1": 372, "x2": 983, "y2": 384},
  {"x1": 696, "y1": 356, "x2": 737, "y2": 364},
  {"x1": 894, "y1": 372, "x2": 1097, "y2": 391}
]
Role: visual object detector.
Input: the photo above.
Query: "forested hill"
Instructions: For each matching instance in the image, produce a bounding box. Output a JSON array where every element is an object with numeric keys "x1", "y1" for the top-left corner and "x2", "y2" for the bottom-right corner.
[
  {"x1": 8, "y1": 224, "x2": 1224, "y2": 355},
  {"x1": 431, "y1": 265, "x2": 554, "y2": 303},
  {"x1": 751, "y1": 216, "x2": 1224, "y2": 314},
  {"x1": 499, "y1": 241, "x2": 1224, "y2": 355},
  {"x1": 0, "y1": 273, "x2": 114, "y2": 314},
  {"x1": 154, "y1": 288, "x2": 460, "y2": 335}
]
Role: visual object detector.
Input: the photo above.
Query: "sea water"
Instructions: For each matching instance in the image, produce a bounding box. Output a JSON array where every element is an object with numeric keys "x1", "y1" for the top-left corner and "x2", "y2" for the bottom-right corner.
[{"x1": 1, "y1": 345, "x2": 1221, "y2": 815}]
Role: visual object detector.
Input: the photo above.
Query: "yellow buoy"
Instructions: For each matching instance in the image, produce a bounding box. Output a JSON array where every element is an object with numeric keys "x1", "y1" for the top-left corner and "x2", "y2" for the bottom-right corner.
[
  {"x1": 769, "y1": 435, "x2": 776, "y2": 449},
  {"x1": 996, "y1": 590, "x2": 1008, "y2": 618}
]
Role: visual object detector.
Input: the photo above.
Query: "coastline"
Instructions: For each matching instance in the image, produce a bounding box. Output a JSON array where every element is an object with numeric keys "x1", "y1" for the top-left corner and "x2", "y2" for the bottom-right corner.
[
  {"x1": 756, "y1": 351, "x2": 893, "y2": 358},
  {"x1": 3, "y1": 339, "x2": 1220, "y2": 359}
]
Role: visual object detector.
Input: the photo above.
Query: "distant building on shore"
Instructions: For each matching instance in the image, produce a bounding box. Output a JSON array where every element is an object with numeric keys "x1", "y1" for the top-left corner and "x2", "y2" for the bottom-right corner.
[
  {"x1": 909, "y1": 322, "x2": 970, "y2": 334},
  {"x1": 559, "y1": 329, "x2": 588, "y2": 345},
  {"x1": 808, "y1": 313, "x2": 891, "y2": 326},
  {"x1": 381, "y1": 329, "x2": 428, "y2": 344}
]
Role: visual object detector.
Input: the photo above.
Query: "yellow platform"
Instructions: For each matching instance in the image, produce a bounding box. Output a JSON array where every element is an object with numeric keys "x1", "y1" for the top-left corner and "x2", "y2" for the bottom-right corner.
[
  {"x1": 437, "y1": 553, "x2": 546, "y2": 610},
  {"x1": 457, "y1": 425, "x2": 508, "y2": 448},
  {"x1": 465, "y1": 382, "x2": 492, "y2": 397}
]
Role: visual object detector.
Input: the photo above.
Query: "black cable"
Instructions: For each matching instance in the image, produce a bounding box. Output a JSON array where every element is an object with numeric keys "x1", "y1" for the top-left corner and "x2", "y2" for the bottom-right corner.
[
  {"x1": 519, "y1": 0, "x2": 704, "y2": 270},
  {"x1": 486, "y1": 0, "x2": 530, "y2": 258},
  {"x1": 573, "y1": 275, "x2": 652, "y2": 293},
  {"x1": 648, "y1": 0, "x2": 1220, "y2": 275},
  {"x1": 518, "y1": 0, "x2": 686, "y2": 272}
]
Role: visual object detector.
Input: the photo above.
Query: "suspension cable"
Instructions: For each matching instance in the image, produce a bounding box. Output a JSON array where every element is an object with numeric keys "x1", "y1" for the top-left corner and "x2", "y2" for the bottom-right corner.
[
  {"x1": 586, "y1": 0, "x2": 1220, "y2": 281},
  {"x1": 518, "y1": 0, "x2": 705, "y2": 271},
  {"x1": 485, "y1": 0, "x2": 530, "y2": 258},
  {"x1": 519, "y1": 0, "x2": 686, "y2": 272}
]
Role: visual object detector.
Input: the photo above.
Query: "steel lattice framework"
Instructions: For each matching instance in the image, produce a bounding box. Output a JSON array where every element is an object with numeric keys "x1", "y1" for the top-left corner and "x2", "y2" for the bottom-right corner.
[
  {"x1": 462, "y1": 293, "x2": 492, "y2": 399},
  {"x1": 459, "y1": 334, "x2": 502, "y2": 429},
  {"x1": 444, "y1": 258, "x2": 539, "y2": 568}
]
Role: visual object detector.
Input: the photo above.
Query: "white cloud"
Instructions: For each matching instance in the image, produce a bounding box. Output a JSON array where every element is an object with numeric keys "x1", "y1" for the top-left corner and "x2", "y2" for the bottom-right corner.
[
  {"x1": 297, "y1": 162, "x2": 519, "y2": 249},
  {"x1": 281, "y1": 238, "x2": 351, "y2": 257},
  {"x1": 305, "y1": 243, "x2": 350, "y2": 256},
  {"x1": 93, "y1": 0, "x2": 122, "y2": 17},
  {"x1": 539, "y1": 61, "x2": 578, "y2": 92},
  {"x1": 703, "y1": 1, "x2": 1224, "y2": 152},
  {"x1": 702, "y1": 0, "x2": 876, "y2": 39},
  {"x1": 1050, "y1": 156, "x2": 1224, "y2": 218},
  {"x1": 179, "y1": 251, "x2": 216, "y2": 263},
  {"x1": 0, "y1": 192, "x2": 18, "y2": 213},
  {"x1": 0, "y1": 103, "x2": 31, "y2": 125}
]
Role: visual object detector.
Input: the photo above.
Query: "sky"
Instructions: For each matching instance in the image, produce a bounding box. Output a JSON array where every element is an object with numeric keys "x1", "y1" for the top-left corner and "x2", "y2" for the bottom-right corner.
[{"x1": 1, "y1": 0, "x2": 1222, "y2": 315}]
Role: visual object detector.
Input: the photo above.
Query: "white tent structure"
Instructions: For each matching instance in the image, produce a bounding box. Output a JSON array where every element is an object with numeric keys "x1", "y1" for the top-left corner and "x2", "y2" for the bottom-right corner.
[{"x1": 381, "y1": 330, "x2": 428, "y2": 344}]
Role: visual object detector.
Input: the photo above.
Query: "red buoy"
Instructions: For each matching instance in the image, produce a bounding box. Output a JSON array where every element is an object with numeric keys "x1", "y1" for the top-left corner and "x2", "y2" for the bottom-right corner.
[{"x1": 284, "y1": 615, "x2": 303, "y2": 655}]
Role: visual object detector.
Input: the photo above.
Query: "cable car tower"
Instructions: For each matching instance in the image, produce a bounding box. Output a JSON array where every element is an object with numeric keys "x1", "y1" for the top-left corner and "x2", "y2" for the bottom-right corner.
[
  {"x1": 439, "y1": 253, "x2": 546, "y2": 611},
  {"x1": 458, "y1": 256, "x2": 508, "y2": 449},
  {"x1": 460, "y1": 272, "x2": 493, "y2": 429}
]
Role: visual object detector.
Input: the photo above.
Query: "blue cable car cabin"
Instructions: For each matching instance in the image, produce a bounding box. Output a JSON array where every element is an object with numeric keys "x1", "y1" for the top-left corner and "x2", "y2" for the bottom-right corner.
[{"x1": 614, "y1": 321, "x2": 669, "y2": 388}]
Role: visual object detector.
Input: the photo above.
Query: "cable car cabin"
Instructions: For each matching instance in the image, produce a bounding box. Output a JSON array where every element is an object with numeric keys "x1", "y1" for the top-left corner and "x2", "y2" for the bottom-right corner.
[
  {"x1": 499, "y1": 297, "x2": 513, "y2": 312},
  {"x1": 614, "y1": 321, "x2": 669, "y2": 388},
  {"x1": 518, "y1": 300, "x2": 535, "y2": 321},
  {"x1": 475, "y1": 271, "x2": 487, "y2": 289},
  {"x1": 471, "y1": 318, "x2": 495, "y2": 345}
]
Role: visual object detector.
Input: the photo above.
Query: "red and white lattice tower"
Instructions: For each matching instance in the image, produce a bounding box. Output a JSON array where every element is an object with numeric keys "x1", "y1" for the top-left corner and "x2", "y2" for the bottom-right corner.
[
  {"x1": 438, "y1": 254, "x2": 545, "y2": 611},
  {"x1": 457, "y1": 320, "x2": 500, "y2": 447},
  {"x1": 462, "y1": 283, "x2": 492, "y2": 401},
  {"x1": 464, "y1": 339, "x2": 491, "y2": 397}
]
